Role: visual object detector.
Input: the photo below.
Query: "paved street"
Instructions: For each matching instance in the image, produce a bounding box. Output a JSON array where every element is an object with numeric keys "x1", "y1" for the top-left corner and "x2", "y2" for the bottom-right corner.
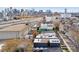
[{"x1": 43, "y1": 48, "x2": 62, "y2": 52}]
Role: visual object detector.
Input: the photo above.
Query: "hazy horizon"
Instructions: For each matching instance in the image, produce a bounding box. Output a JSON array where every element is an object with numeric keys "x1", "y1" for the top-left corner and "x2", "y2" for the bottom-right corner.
[{"x1": 0, "y1": 7, "x2": 79, "y2": 13}]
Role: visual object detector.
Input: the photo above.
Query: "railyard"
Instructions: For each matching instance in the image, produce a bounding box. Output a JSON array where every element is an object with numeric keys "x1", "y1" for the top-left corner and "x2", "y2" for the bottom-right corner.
[
  {"x1": 0, "y1": 16, "x2": 77, "y2": 52},
  {"x1": 0, "y1": 7, "x2": 79, "y2": 52}
]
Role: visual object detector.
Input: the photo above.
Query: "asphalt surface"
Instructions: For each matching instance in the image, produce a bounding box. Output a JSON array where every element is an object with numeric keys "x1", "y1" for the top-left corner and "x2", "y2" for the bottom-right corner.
[{"x1": 43, "y1": 48, "x2": 62, "y2": 52}]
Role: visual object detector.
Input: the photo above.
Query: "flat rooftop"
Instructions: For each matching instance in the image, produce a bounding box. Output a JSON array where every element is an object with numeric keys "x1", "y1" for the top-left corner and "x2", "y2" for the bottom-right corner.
[
  {"x1": 49, "y1": 39, "x2": 60, "y2": 43},
  {"x1": 34, "y1": 38, "x2": 60, "y2": 43},
  {"x1": 0, "y1": 24, "x2": 29, "y2": 32},
  {"x1": 36, "y1": 32, "x2": 57, "y2": 39},
  {"x1": 34, "y1": 39, "x2": 48, "y2": 43}
]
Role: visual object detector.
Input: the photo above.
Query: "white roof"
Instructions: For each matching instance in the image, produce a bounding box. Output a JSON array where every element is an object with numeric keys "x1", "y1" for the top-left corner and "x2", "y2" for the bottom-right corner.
[
  {"x1": 40, "y1": 23, "x2": 53, "y2": 29},
  {"x1": 49, "y1": 39, "x2": 60, "y2": 43},
  {"x1": 36, "y1": 32, "x2": 57, "y2": 39},
  {"x1": 35, "y1": 32, "x2": 60, "y2": 43},
  {"x1": 42, "y1": 32, "x2": 56, "y2": 36},
  {"x1": 34, "y1": 38, "x2": 60, "y2": 43},
  {"x1": 0, "y1": 44, "x2": 4, "y2": 50},
  {"x1": 34, "y1": 39, "x2": 41, "y2": 43},
  {"x1": 33, "y1": 24, "x2": 39, "y2": 27},
  {"x1": 74, "y1": 23, "x2": 79, "y2": 25},
  {"x1": 34, "y1": 47, "x2": 48, "y2": 50},
  {"x1": 34, "y1": 39, "x2": 48, "y2": 43},
  {"x1": 46, "y1": 17, "x2": 52, "y2": 21},
  {"x1": 25, "y1": 35, "x2": 33, "y2": 38}
]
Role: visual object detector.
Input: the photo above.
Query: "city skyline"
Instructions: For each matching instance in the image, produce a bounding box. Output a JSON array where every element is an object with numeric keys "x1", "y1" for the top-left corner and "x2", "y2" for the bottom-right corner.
[{"x1": 0, "y1": 7, "x2": 79, "y2": 13}]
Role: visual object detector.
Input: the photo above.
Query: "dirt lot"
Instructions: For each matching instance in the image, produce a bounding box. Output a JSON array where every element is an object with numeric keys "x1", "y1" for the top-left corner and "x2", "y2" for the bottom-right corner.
[{"x1": 1, "y1": 39, "x2": 33, "y2": 52}]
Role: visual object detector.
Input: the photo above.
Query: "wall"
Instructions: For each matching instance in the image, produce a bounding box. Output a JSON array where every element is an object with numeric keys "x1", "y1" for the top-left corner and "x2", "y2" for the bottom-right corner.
[{"x1": 0, "y1": 31, "x2": 19, "y2": 39}]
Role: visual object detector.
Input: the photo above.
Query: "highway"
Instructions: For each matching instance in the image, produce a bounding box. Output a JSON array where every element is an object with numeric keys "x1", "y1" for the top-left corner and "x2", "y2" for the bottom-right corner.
[
  {"x1": 0, "y1": 17, "x2": 43, "y2": 25},
  {"x1": 0, "y1": 18, "x2": 42, "y2": 29}
]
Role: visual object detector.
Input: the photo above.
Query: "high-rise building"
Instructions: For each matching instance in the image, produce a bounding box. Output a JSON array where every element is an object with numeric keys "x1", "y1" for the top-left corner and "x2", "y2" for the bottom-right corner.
[
  {"x1": 65, "y1": 8, "x2": 67, "y2": 14},
  {"x1": 39, "y1": 10, "x2": 43, "y2": 13},
  {"x1": 0, "y1": 12, "x2": 3, "y2": 20}
]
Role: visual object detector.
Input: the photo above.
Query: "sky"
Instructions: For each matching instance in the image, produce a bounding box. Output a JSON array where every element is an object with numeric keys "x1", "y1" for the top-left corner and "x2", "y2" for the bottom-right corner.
[{"x1": 0, "y1": 7, "x2": 79, "y2": 13}]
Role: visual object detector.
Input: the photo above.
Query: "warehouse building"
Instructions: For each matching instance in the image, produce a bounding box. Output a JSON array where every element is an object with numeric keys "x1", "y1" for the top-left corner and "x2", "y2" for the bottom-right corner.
[
  {"x1": 34, "y1": 31, "x2": 60, "y2": 50},
  {"x1": 32, "y1": 24, "x2": 40, "y2": 31},
  {"x1": 38, "y1": 23, "x2": 54, "y2": 33},
  {"x1": 36, "y1": 31, "x2": 57, "y2": 39},
  {"x1": 0, "y1": 24, "x2": 31, "y2": 39},
  {"x1": 49, "y1": 39, "x2": 60, "y2": 47},
  {"x1": 34, "y1": 39, "x2": 48, "y2": 48},
  {"x1": 25, "y1": 30, "x2": 33, "y2": 40}
]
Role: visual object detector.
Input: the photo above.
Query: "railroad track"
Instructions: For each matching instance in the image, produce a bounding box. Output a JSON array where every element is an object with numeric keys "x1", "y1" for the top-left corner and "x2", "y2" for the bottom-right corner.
[{"x1": 56, "y1": 32, "x2": 72, "y2": 52}]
